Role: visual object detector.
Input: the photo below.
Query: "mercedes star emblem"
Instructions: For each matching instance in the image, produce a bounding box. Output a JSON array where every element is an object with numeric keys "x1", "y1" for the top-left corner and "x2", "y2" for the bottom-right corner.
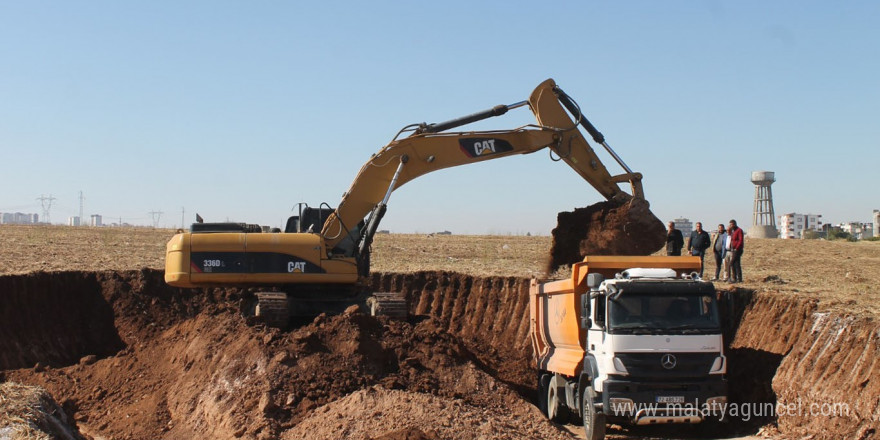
[{"x1": 661, "y1": 353, "x2": 677, "y2": 369}]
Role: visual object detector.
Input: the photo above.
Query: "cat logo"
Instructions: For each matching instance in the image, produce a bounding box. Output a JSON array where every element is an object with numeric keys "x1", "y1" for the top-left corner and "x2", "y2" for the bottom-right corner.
[
  {"x1": 287, "y1": 261, "x2": 307, "y2": 273},
  {"x1": 459, "y1": 138, "x2": 514, "y2": 158},
  {"x1": 473, "y1": 139, "x2": 496, "y2": 156}
]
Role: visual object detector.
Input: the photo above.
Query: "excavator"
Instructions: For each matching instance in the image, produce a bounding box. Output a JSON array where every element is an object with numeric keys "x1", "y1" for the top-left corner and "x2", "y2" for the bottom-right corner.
[{"x1": 165, "y1": 78, "x2": 654, "y2": 326}]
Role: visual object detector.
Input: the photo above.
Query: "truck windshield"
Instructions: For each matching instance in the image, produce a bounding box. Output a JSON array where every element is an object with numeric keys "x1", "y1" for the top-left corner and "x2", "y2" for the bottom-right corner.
[{"x1": 608, "y1": 294, "x2": 720, "y2": 334}]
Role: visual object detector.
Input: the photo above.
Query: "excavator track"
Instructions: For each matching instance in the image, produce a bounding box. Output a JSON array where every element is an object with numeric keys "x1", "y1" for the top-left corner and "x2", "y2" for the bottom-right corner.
[
  {"x1": 366, "y1": 292, "x2": 408, "y2": 319},
  {"x1": 255, "y1": 292, "x2": 289, "y2": 329}
]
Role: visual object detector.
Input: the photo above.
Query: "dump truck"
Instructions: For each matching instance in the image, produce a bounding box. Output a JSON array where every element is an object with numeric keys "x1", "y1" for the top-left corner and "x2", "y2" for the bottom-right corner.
[{"x1": 530, "y1": 256, "x2": 727, "y2": 439}]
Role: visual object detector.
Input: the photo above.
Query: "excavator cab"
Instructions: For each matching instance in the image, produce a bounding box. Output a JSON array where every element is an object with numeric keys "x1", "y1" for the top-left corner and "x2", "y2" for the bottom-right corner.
[
  {"x1": 284, "y1": 205, "x2": 364, "y2": 260},
  {"x1": 285, "y1": 205, "x2": 334, "y2": 233}
]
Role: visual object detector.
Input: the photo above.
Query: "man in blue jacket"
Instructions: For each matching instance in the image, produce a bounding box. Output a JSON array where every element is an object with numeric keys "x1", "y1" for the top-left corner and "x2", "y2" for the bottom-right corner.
[{"x1": 687, "y1": 222, "x2": 711, "y2": 277}]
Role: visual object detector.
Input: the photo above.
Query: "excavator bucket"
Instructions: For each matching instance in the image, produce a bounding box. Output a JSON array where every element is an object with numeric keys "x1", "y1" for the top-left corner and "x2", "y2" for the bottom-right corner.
[{"x1": 546, "y1": 198, "x2": 666, "y2": 274}]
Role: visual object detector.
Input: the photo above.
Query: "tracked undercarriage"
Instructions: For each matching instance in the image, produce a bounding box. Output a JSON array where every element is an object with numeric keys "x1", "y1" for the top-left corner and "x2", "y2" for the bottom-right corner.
[{"x1": 252, "y1": 290, "x2": 408, "y2": 329}]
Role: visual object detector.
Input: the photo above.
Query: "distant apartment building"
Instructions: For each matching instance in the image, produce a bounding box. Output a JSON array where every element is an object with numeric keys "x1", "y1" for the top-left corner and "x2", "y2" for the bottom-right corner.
[
  {"x1": 90, "y1": 214, "x2": 103, "y2": 227},
  {"x1": 68, "y1": 216, "x2": 81, "y2": 226},
  {"x1": 778, "y1": 213, "x2": 823, "y2": 239},
  {"x1": 840, "y1": 222, "x2": 873, "y2": 240},
  {"x1": 0, "y1": 212, "x2": 40, "y2": 225},
  {"x1": 672, "y1": 218, "x2": 693, "y2": 238}
]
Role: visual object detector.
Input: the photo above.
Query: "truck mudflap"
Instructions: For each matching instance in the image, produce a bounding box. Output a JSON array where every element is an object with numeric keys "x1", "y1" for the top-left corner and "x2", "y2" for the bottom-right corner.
[{"x1": 602, "y1": 376, "x2": 728, "y2": 424}]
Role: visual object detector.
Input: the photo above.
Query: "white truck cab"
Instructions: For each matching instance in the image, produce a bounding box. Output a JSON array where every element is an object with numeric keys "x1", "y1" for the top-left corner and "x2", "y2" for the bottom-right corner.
[{"x1": 586, "y1": 269, "x2": 727, "y2": 427}]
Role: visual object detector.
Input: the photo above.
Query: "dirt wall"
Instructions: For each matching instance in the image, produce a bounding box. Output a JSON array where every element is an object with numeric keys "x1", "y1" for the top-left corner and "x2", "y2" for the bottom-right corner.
[
  {"x1": 725, "y1": 290, "x2": 880, "y2": 439},
  {"x1": 0, "y1": 272, "x2": 124, "y2": 370},
  {"x1": 772, "y1": 310, "x2": 879, "y2": 438}
]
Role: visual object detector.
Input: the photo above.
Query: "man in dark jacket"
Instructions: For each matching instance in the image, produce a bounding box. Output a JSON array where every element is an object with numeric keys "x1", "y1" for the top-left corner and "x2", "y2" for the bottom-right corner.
[
  {"x1": 728, "y1": 219, "x2": 745, "y2": 283},
  {"x1": 666, "y1": 221, "x2": 684, "y2": 256},
  {"x1": 687, "y1": 222, "x2": 711, "y2": 277}
]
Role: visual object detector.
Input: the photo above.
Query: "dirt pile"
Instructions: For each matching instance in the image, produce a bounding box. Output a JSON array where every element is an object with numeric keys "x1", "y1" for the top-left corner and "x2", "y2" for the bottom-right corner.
[
  {"x1": 546, "y1": 198, "x2": 665, "y2": 273},
  {"x1": 282, "y1": 387, "x2": 571, "y2": 440},
  {"x1": 1, "y1": 270, "x2": 570, "y2": 440}
]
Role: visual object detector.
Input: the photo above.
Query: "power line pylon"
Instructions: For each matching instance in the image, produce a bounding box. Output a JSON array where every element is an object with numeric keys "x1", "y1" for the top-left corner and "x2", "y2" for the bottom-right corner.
[
  {"x1": 148, "y1": 210, "x2": 164, "y2": 228},
  {"x1": 36, "y1": 194, "x2": 56, "y2": 224}
]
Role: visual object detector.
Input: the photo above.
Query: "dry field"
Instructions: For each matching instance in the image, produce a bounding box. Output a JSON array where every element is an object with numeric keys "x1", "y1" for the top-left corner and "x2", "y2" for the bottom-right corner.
[
  {"x1": 0, "y1": 225, "x2": 168, "y2": 274},
  {"x1": 1, "y1": 224, "x2": 878, "y2": 316}
]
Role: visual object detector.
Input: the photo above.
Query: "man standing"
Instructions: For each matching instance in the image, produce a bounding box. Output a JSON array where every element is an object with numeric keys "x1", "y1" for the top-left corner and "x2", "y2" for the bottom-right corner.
[
  {"x1": 687, "y1": 222, "x2": 711, "y2": 277},
  {"x1": 723, "y1": 231, "x2": 734, "y2": 281},
  {"x1": 728, "y1": 219, "x2": 744, "y2": 283},
  {"x1": 666, "y1": 221, "x2": 684, "y2": 256},
  {"x1": 711, "y1": 224, "x2": 728, "y2": 281}
]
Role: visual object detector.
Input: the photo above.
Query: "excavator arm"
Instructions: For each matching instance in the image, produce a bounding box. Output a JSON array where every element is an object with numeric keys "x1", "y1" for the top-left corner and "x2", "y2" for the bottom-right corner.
[{"x1": 322, "y1": 78, "x2": 645, "y2": 254}]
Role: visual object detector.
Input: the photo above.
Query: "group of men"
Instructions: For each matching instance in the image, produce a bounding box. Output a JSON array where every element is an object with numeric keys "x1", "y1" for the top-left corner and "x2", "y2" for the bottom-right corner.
[{"x1": 665, "y1": 219, "x2": 744, "y2": 283}]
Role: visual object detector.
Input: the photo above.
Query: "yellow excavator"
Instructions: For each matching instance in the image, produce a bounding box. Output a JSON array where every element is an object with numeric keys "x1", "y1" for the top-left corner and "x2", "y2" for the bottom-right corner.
[{"x1": 165, "y1": 78, "x2": 649, "y2": 326}]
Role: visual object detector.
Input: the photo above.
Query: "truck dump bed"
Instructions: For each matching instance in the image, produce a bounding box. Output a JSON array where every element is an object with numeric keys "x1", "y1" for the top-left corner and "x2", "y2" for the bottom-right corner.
[{"x1": 529, "y1": 256, "x2": 702, "y2": 377}]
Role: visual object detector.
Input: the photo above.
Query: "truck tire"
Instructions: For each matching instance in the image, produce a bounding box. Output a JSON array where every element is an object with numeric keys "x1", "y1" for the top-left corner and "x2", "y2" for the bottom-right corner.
[
  {"x1": 547, "y1": 377, "x2": 570, "y2": 423},
  {"x1": 538, "y1": 374, "x2": 551, "y2": 417},
  {"x1": 581, "y1": 386, "x2": 605, "y2": 440}
]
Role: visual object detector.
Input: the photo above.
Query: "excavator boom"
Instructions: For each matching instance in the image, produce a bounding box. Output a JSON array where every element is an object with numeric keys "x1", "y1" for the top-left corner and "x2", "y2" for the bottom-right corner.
[{"x1": 322, "y1": 78, "x2": 644, "y2": 252}]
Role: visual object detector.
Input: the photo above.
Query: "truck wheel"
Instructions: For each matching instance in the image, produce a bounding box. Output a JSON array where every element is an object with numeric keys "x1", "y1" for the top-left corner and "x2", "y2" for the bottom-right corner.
[
  {"x1": 547, "y1": 379, "x2": 570, "y2": 423},
  {"x1": 538, "y1": 374, "x2": 551, "y2": 417},
  {"x1": 581, "y1": 386, "x2": 606, "y2": 440}
]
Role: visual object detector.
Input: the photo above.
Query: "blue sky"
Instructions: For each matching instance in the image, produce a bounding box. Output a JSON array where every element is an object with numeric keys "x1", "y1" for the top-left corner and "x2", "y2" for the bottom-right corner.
[{"x1": 1, "y1": 1, "x2": 877, "y2": 233}]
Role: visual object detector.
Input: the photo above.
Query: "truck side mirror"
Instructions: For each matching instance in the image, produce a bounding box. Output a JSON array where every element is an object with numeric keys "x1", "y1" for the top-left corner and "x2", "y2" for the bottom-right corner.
[{"x1": 580, "y1": 294, "x2": 591, "y2": 329}]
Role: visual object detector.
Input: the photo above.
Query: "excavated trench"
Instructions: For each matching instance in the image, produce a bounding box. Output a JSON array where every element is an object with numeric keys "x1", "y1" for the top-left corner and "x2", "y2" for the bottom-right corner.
[{"x1": 0, "y1": 270, "x2": 878, "y2": 439}]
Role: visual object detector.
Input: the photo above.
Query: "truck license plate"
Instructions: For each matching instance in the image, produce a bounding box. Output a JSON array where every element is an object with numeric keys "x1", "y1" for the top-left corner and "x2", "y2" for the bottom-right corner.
[{"x1": 656, "y1": 396, "x2": 685, "y2": 403}]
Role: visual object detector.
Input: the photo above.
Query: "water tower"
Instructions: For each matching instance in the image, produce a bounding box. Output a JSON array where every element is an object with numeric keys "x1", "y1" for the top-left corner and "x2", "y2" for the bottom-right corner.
[{"x1": 749, "y1": 171, "x2": 778, "y2": 238}]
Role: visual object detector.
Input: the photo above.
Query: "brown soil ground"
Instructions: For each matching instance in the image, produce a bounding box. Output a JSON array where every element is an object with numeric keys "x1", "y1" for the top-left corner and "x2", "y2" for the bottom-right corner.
[
  {"x1": 1, "y1": 226, "x2": 879, "y2": 439},
  {"x1": 1, "y1": 269, "x2": 798, "y2": 440},
  {"x1": 0, "y1": 270, "x2": 575, "y2": 439}
]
